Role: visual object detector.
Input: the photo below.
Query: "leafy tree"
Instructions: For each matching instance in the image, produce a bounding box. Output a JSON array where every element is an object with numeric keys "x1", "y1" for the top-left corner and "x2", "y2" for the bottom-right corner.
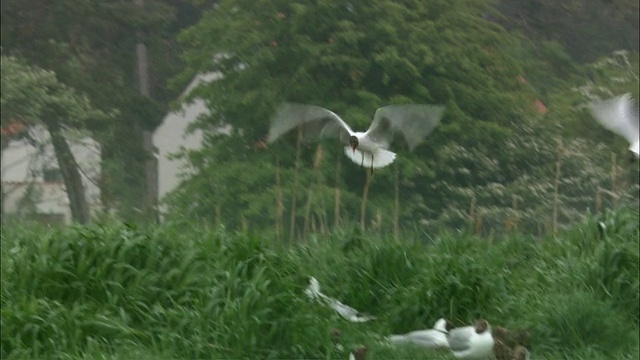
[
  {"x1": 495, "y1": 0, "x2": 639, "y2": 62},
  {"x1": 1, "y1": 56, "x2": 111, "y2": 223},
  {"x1": 168, "y1": 0, "x2": 552, "y2": 238},
  {"x1": 1, "y1": 0, "x2": 197, "y2": 222}
]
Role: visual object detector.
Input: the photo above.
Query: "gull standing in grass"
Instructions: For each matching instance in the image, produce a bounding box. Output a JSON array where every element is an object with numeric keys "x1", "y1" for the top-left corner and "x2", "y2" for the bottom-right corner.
[
  {"x1": 447, "y1": 319, "x2": 495, "y2": 359},
  {"x1": 385, "y1": 317, "x2": 453, "y2": 349},
  {"x1": 305, "y1": 277, "x2": 376, "y2": 322},
  {"x1": 267, "y1": 103, "x2": 445, "y2": 174},
  {"x1": 589, "y1": 93, "x2": 639, "y2": 159}
]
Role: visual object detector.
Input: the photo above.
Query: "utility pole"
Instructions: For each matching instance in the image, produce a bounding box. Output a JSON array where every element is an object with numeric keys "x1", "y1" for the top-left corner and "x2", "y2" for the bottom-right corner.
[{"x1": 134, "y1": 0, "x2": 159, "y2": 223}]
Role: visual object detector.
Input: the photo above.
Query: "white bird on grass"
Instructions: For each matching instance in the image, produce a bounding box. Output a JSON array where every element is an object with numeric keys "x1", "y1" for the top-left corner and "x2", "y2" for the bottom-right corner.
[
  {"x1": 589, "y1": 93, "x2": 639, "y2": 159},
  {"x1": 305, "y1": 277, "x2": 376, "y2": 323},
  {"x1": 267, "y1": 103, "x2": 445, "y2": 174},
  {"x1": 386, "y1": 317, "x2": 453, "y2": 349},
  {"x1": 447, "y1": 319, "x2": 495, "y2": 360}
]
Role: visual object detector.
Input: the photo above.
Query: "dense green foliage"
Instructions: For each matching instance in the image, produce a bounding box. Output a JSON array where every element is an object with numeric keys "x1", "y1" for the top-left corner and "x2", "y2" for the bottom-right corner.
[
  {"x1": 1, "y1": 1, "x2": 638, "y2": 359},
  {"x1": 166, "y1": 0, "x2": 639, "y2": 240},
  {"x1": 1, "y1": 0, "x2": 638, "y2": 230},
  {"x1": 1, "y1": 57, "x2": 110, "y2": 129},
  {"x1": 1, "y1": 56, "x2": 115, "y2": 223},
  {"x1": 2, "y1": 208, "x2": 638, "y2": 359}
]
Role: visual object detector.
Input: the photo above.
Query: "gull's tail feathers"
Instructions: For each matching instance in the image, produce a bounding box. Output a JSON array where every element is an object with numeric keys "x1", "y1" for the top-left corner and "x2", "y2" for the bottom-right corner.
[
  {"x1": 630, "y1": 139, "x2": 639, "y2": 157},
  {"x1": 344, "y1": 147, "x2": 396, "y2": 169}
]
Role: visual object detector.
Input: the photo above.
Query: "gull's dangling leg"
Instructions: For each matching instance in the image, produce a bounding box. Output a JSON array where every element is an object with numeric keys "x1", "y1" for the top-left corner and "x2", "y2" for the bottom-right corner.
[
  {"x1": 361, "y1": 152, "x2": 364, "y2": 167},
  {"x1": 370, "y1": 154, "x2": 374, "y2": 175}
]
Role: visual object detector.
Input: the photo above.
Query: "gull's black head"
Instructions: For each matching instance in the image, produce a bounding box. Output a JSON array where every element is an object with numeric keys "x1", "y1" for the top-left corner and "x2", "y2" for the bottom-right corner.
[
  {"x1": 348, "y1": 135, "x2": 359, "y2": 152},
  {"x1": 475, "y1": 319, "x2": 490, "y2": 334},
  {"x1": 445, "y1": 319, "x2": 455, "y2": 332}
]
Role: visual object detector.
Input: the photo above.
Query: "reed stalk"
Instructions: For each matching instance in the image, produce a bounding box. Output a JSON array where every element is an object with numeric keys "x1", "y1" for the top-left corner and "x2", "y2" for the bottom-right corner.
[
  {"x1": 552, "y1": 142, "x2": 564, "y2": 237},
  {"x1": 289, "y1": 127, "x2": 303, "y2": 243},
  {"x1": 302, "y1": 145, "x2": 323, "y2": 241},
  {"x1": 469, "y1": 197, "x2": 477, "y2": 233},
  {"x1": 393, "y1": 164, "x2": 400, "y2": 242},
  {"x1": 610, "y1": 152, "x2": 618, "y2": 208},
  {"x1": 334, "y1": 152, "x2": 341, "y2": 229},
  {"x1": 274, "y1": 154, "x2": 283, "y2": 243},
  {"x1": 360, "y1": 171, "x2": 372, "y2": 231}
]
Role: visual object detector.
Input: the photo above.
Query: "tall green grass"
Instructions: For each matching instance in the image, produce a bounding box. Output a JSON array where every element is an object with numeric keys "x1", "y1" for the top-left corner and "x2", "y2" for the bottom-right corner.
[{"x1": 2, "y1": 207, "x2": 638, "y2": 359}]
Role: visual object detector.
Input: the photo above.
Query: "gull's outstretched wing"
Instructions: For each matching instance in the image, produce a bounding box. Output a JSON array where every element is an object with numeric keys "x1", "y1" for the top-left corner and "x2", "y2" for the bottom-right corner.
[
  {"x1": 267, "y1": 103, "x2": 354, "y2": 144},
  {"x1": 365, "y1": 104, "x2": 445, "y2": 150},
  {"x1": 326, "y1": 297, "x2": 377, "y2": 322},
  {"x1": 589, "y1": 93, "x2": 639, "y2": 147},
  {"x1": 304, "y1": 277, "x2": 376, "y2": 323}
]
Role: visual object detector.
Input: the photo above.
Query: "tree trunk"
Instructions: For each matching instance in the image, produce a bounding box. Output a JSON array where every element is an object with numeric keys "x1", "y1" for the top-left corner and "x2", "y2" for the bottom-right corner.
[
  {"x1": 1, "y1": 137, "x2": 7, "y2": 222},
  {"x1": 134, "y1": 0, "x2": 159, "y2": 222},
  {"x1": 0, "y1": 181, "x2": 4, "y2": 224},
  {"x1": 45, "y1": 119, "x2": 90, "y2": 224}
]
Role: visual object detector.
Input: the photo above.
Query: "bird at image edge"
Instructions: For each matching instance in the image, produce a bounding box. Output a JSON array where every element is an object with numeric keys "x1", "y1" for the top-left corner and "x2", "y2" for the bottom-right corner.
[{"x1": 589, "y1": 93, "x2": 639, "y2": 160}]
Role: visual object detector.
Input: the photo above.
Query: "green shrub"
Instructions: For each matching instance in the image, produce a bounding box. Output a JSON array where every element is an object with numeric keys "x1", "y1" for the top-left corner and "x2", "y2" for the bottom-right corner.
[
  {"x1": 1, "y1": 208, "x2": 638, "y2": 359},
  {"x1": 532, "y1": 291, "x2": 636, "y2": 356}
]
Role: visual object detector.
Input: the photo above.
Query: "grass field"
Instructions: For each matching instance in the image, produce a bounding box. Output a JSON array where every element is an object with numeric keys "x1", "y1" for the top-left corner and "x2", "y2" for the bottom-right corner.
[{"x1": 2, "y1": 208, "x2": 639, "y2": 360}]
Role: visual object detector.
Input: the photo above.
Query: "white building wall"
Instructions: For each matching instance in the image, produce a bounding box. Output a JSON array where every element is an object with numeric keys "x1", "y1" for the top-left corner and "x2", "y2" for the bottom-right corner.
[{"x1": 153, "y1": 72, "x2": 230, "y2": 218}]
